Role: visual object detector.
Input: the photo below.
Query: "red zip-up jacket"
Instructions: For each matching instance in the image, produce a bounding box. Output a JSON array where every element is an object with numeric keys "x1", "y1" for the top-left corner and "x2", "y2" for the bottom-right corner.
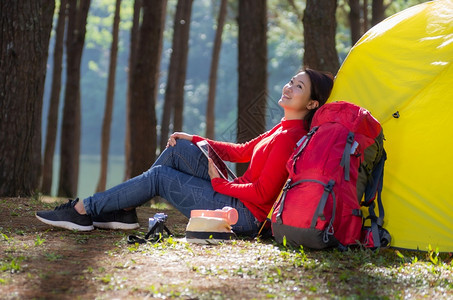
[{"x1": 191, "y1": 118, "x2": 307, "y2": 222}]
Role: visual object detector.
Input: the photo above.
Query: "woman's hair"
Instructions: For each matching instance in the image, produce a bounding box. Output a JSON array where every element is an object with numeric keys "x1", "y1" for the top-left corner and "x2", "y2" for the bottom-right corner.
[{"x1": 303, "y1": 68, "x2": 334, "y2": 129}]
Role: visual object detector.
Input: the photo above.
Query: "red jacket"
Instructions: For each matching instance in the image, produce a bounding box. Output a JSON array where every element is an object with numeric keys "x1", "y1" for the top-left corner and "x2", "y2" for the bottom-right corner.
[{"x1": 191, "y1": 118, "x2": 307, "y2": 222}]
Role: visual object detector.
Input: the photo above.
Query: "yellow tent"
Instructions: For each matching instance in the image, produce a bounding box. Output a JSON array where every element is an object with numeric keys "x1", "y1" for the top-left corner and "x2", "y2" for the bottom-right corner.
[{"x1": 330, "y1": 0, "x2": 453, "y2": 252}]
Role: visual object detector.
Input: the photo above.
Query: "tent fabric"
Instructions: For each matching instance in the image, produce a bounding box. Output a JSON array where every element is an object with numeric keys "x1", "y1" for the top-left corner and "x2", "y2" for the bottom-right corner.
[{"x1": 329, "y1": 0, "x2": 453, "y2": 252}]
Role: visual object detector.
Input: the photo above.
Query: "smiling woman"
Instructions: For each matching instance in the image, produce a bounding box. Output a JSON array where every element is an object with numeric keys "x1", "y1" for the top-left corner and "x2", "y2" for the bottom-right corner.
[
  {"x1": 278, "y1": 69, "x2": 333, "y2": 130},
  {"x1": 278, "y1": 72, "x2": 315, "y2": 119},
  {"x1": 36, "y1": 68, "x2": 334, "y2": 238}
]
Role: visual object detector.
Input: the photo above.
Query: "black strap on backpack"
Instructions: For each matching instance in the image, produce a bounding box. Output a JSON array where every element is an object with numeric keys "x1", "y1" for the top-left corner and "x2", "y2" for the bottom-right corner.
[
  {"x1": 313, "y1": 180, "x2": 336, "y2": 243},
  {"x1": 127, "y1": 220, "x2": 173, "y2": 244},
  {"x1": 292, "y1": 127, "x2": 318, "y2": 173},
  {"x1": 275, "y1": 179, "x2": 295, "y2": 225},
  {"x1": 340, "y1": 132, "x2": 355, "y2": 181},
  {"x1": 363, "y1": 150, "x2": 387, "y2": 248}
]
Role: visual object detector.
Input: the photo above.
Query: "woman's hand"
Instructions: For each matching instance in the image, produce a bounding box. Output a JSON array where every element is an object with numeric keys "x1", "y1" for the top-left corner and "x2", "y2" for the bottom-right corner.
[
  {"x1": 166, "y1": 132, "x2": 193, "y2": 148},
  {"x1": 208, "y1": 158, "x2": 220, "y2": 179}
]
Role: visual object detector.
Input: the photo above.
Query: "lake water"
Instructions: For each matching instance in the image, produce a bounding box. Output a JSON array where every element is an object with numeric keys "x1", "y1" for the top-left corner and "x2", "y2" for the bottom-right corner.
[{"x1": 51, "y1": 155, "x2": 126, "y2": 198}]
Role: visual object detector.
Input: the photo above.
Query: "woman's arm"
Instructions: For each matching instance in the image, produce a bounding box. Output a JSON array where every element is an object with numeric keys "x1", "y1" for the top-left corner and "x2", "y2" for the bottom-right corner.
[
  {"x1": 166, "y1": 131, "x2": 263, "y2": 163},
  {"x1": 191, "y1": 123, "x2": 281, "y2": 163},
  {"x1": 210, "y1": 132, "x2": 297, "y2": 211}
]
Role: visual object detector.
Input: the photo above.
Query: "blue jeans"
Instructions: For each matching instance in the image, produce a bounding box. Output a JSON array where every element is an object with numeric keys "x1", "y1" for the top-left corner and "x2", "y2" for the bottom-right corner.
[{"x1": 83, "y1": 139, "x2": 259, "y2": 235}]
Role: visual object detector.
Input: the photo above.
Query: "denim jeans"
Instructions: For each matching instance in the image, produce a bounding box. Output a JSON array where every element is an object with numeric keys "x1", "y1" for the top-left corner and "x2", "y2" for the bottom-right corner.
[{"x1": 83, "y1": 139, "x2": 259, "y2": 235}]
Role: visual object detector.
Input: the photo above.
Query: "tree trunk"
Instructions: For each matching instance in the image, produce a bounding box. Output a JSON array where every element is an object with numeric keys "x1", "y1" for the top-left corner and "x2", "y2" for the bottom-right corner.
[
  {"x1": 159, "y1": 0, "x2": 193, "y2": 152},
  {"x1": 348, "y1": 0, "x2": 362, "y2": 45},
  {"x1": 58, "y1": 0, "x2": 91, "y2": 198},
  {"x1": 372, "y1": 0, "x2": 386, "y2": 26},
  {"x1": 129, "y1": 0, "x2": 167, "y2": 178},
  {"x1": 0, "y1": 1, "x2": 55, "y2": 196},
  {"x1": 363, "y1": 0, "x2": 369, "y2": 33},
  {"x1": 171, "y1": 0, "x2": 193, "y2": 135},
  {"x1": 124, "y1": 0, "x2": 142, "y2": 181},
  {"x1": 205, "y1": 0, "x2": 227, "y2": 140},
  {"x1": 41, "y1": 0, "x2": 68, "y2": 195},
  {"x1": 237, "y1": 0, "x2": 267, "y2": 176},
  {"x1": 96, "y1": 0, "x2": 121, "y2": 193},
  {"x1": 303, "y1": 0, "x2": 339, "y2": 74}
]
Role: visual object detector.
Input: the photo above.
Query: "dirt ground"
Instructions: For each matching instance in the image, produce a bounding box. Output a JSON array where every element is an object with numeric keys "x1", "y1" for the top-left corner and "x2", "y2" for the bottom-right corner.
[
  {"x1": 0, "y1": 197, "x2": 196, "y2": 299},
  {"x1": 1, "y1": 197, "x2": 452, "y2": 299},
  {"x1": 2, "y1": 197, "x2": 291, "y2": 299}
]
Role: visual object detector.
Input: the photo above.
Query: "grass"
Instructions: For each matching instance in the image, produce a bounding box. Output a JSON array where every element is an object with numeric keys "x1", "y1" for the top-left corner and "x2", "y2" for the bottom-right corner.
[
  {"x1": 0, "y1": 197, "x2": 452, "y2": 299},
  {"x1": 2, "y1": 232, "x2": 453, "y2": 298},
  {"x1": 124, "y1": 235, "x2": 452, "y2": 298}
]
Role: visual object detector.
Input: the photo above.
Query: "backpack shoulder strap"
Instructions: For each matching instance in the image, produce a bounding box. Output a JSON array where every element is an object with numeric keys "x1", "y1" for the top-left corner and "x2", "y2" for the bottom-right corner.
[
  {"x1": 364, "y1": 149, "x2": 387, "y2": 247},
  {"x1": 292, "y1": 126, "x2": 319, "y2": 173},
  {"x1": 364, "y1": 149, "x2": 387, "y2": 207},
  {"x1": 340, "y1": 132, "x2": 355, "y2": 181}
]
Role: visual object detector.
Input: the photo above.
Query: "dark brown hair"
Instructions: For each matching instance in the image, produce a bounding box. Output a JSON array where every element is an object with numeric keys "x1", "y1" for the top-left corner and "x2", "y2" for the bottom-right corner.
[{"x1": 303, "y1": 68, "x2": 334, "y2": 129}]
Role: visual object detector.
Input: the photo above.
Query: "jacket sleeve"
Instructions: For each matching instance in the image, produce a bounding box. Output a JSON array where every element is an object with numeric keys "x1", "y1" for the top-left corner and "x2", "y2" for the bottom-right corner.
[
  {"x1": 191, "y1": 128, "x2": 276, "y2": 163},
  {"x1": 209, "y1": 132, "x2": 296, "y2": 207}
]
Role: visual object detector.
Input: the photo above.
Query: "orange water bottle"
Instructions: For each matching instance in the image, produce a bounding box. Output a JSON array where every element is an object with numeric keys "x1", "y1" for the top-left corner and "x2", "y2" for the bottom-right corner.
[{"x1": 190, "y1": 207, "x2": 239, "y2": 225}]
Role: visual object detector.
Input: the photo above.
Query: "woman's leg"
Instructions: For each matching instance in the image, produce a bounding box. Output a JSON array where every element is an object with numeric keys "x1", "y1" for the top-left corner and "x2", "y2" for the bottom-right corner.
[
  {"x1": 83, "y1": 140, "x2": 208, "y2": 215},
  {"x1": 83, "y1": 140, "x2": 259, "y2": 234},
  {"x1": 151, "y1": 139, "x2": 211, "y2": 179}
]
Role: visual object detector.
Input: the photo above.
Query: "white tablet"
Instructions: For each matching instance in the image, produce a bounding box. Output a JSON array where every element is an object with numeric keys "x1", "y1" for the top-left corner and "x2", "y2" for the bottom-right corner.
[{"x1": 196, "y1": 140, "x2": 237, "y2": 181}]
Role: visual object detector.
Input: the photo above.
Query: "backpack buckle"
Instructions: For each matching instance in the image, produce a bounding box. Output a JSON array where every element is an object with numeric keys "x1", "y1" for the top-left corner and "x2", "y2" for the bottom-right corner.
[
  {"x1": 324, "y1": 180, "x2": 335, "y2": 192},
  {"x1": 346, "y1": 133, "x2": 354, "y2": 144},
  {"x1": 283, "y1": 179, "x2": 292, "y2": 191}
]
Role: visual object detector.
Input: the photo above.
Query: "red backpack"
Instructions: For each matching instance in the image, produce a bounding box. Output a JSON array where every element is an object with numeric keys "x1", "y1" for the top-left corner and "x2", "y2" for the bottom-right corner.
[{"x1": 271, "y1": 101, "x2": 390, "y2": 250}]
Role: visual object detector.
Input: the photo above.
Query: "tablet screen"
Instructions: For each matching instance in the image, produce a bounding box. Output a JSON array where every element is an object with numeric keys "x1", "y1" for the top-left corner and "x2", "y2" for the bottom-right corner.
[{"x1": 196, "y1": 140, "x2": 236, "y2": 181}]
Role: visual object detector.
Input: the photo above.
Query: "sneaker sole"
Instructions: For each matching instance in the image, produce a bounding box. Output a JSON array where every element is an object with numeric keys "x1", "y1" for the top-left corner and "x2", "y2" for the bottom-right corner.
[
  {"x1": 93, "y1": 221, "x2": 140, "y2": 230},
  {"x1": 36, "y1": 214, "x2": 94, "y2": 231}
]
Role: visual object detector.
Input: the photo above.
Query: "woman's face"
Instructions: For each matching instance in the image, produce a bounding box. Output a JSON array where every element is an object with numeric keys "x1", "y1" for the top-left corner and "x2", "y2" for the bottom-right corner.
[{"x1": 278, "y1": 72, "x2": 317, "y2": 114}]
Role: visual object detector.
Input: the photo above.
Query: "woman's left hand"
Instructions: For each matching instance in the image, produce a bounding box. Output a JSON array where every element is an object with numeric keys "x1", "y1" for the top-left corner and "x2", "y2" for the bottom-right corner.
[
  {"x1": 208, "y1": 158, "x2": 220, "y2": 179},
  {"x1": 166, "y1": 132, "x2": 193, "y2": 148}
]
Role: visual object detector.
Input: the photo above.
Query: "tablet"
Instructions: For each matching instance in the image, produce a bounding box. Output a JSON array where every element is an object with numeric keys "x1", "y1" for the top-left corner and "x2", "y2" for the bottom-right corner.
[{"x1": 196, "y1": 140, "x2": 237, "y2": 181}]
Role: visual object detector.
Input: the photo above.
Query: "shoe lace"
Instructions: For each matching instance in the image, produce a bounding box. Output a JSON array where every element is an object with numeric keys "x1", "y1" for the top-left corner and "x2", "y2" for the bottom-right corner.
[{"x1": 54, "y1": 198, "x2": 79, "y2": 211}]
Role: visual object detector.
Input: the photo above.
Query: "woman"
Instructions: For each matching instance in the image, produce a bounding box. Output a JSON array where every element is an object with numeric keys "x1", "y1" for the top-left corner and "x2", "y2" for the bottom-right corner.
[{"x1": 36, "y1": 68, "x2": 334, "y2": 236}]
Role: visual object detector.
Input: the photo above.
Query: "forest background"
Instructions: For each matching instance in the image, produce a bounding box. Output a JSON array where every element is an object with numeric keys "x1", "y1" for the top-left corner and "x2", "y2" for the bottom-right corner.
[{"x1": 1, "y1": 0, "x2": 425, "y2": 198}]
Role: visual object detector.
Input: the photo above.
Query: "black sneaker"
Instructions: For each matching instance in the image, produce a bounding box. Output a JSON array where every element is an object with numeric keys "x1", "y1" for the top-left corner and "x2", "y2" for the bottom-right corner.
[
  {"x1": 36, "y1": 198, "x2": 94, "y2": 231},
  {"x1": 92, "y1": 208, "x2": 140, "y2": 230}
]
